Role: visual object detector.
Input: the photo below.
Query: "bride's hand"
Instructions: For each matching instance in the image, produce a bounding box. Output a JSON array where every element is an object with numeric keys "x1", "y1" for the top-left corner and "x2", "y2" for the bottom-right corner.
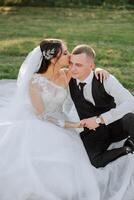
[
  {"x1": 73, "y1": 122, "x2": 84, "y2": 128},
  {"x1": 94, "y1": 68, "x2": 109, "y2": 83}
]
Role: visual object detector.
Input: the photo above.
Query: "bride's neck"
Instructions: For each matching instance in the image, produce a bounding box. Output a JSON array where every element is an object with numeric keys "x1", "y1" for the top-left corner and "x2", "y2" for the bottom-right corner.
[{"x1": 41, "y1": 64, "x2": 59, "y2": 81}]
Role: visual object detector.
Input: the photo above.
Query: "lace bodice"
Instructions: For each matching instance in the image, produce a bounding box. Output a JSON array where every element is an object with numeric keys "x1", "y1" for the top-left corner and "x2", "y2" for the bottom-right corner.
[{"x1": 31, "y1": 73, "x2": 68, "y2": 120}]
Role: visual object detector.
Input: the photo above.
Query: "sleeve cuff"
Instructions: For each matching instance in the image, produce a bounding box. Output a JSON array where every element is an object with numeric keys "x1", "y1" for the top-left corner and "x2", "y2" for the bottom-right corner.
[{"x1": 100, "y1": 112, "x2": 113, "y2": 125}]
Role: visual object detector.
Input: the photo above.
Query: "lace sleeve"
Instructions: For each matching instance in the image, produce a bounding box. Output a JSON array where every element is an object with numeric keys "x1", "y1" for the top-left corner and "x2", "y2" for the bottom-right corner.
[
  {"x1": 38, "y1": 113, "x2": 65, "y2": 127},
  {"x1": 29, "y1": 76, "x2": 65, "y2": 128},
  {"x1": 29, "y1": 74, "x2": 80, "y2": 129},
  {"x1": 63, "y1": 87, "x2": 73, "y2": 114},
  {"x1": 29, "y1": 78, "x2": 45, "y2": 115}
]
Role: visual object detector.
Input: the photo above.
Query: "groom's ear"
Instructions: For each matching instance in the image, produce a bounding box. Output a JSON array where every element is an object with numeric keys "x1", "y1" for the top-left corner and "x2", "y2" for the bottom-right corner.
[
  {"x1": 90, "y1": 63, "x2": 94, "y2": 69},
  {"x1": 92, "y1": 63, "x2": 95, "y2": 69}
]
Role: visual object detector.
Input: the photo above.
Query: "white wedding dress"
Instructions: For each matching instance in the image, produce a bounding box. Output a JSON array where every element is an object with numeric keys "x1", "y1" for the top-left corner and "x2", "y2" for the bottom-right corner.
[
  {"x1": 0, "y1": 75, "x2": 100, "y2": 200},
  {"x1": 0, "y1": 75, "x2": 134, "y2": 200}
]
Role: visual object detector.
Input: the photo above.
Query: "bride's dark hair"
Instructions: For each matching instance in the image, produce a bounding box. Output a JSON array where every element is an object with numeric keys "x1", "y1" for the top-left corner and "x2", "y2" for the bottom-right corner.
[{"x1": 37, "y1": 38, "x2": 63, "y2": 74}]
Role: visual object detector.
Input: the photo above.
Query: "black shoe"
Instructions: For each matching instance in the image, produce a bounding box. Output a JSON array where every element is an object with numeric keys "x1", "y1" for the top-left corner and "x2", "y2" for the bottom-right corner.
[
  {"x1": 124, "y1": 146, "x2": 133, "y2": 154},
  {"x1": 124, "y1": 138, "x2": 134, "y2": 153}
]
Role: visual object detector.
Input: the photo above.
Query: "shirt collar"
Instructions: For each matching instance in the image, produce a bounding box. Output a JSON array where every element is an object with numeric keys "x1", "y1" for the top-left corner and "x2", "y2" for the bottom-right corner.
[{"x1": 76, "y1": 70, "x2": 94, "y2": 85}]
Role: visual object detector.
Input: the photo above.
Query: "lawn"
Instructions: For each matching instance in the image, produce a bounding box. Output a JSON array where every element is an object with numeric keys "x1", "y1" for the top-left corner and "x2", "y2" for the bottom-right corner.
[{"x1": 0, "y1": 6, "x2": 134, "y2": 93}]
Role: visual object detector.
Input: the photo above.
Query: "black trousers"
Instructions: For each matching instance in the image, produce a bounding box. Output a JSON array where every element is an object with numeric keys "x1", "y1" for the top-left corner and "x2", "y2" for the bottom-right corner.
[{"x1": 80, "y1": 113, "x2": 134, "y2": 168}]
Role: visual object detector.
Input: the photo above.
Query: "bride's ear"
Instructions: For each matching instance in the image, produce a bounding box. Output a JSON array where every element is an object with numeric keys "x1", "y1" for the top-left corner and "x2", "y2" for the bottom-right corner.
[
  {"x1": 51, "y1": 57, "x2": 57, "y2": 65},
  {"x1": 51, "y1": 50, "x2": 61, "y2": 65}
]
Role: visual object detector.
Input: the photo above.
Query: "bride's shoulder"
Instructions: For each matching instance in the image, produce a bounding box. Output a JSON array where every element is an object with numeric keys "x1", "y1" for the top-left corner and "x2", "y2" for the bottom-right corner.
[
  {"x1": 31, "y1": 73, "x2": 40, "y2": 83},
  {"x1": 31, "y1": 73, "x2": 46, "y2": 84},
  {"x1": 29, "y1": 73, "x2": 46, "y2": 90}
]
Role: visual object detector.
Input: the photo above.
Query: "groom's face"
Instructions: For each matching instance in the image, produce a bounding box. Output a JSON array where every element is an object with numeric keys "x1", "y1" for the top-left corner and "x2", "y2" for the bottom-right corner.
[{"x1": 69, "y1": 53, "x2": 94, "y2": 81}]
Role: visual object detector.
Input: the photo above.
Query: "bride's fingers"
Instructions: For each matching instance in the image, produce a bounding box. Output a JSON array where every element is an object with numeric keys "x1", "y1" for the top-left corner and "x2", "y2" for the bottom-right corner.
[
  {"x1": 80, "y1": 121, "x2": 86, "y2": 127},
  {"x1": 95, "y1": 72, "x2": 99, "y2": 80},
  {"x1": 98, "y1": 72, "x2": 102, "y2": 83},
  {"x1": 79, "y1": 124, "x2": 85, "y2": 128},
  {"x1": 103, "y1": 71, "x2": 108, "y2": 80},
  {"x1": 80, "y1": 120, "x2": 85, "y2": 124},
  {"x1": 105, "y1": 71, "x2": 110, "y2": 79},
  {"x1": 80, "y1": 120, "x2": 87, "y2": 124},
  {"x1": 103, "y1": 70, "x2": 110, "y2": 81}
]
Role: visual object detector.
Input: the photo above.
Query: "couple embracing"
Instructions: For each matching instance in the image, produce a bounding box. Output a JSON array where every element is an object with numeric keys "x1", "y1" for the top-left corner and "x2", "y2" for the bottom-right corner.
[{"x1": 0, "y1": 38, "x2": 134, "y2": 200}]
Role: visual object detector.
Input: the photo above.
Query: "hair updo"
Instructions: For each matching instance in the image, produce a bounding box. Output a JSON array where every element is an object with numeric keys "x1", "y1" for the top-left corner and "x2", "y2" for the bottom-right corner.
[{"x1": 37, "y1": 38, "x2": 63, "y2": 74}]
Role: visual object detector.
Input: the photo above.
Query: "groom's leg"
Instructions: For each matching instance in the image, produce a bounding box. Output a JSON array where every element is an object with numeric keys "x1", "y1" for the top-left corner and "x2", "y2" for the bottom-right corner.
[
  {"x1": 107, "y1": 113, "x2": 134, "y2": 148},
  {"x1": 122, "y1": 113, "x2": 134, "y2": 141},
  {"x1": 80, "y1": 125, "x2": 129, "y2": 168},
  {"x1": 89, "y1": 147, "x2": 129, "y2": 168},
  {"x1": 91, "y1": 113, "x2": 134, "y2": 168},
  {"x1": 92, "y1": 113, "x2": 134, "y2": 168},
  {"x1": 81, "y1": 135, "x2": 130, "y2": 168}
]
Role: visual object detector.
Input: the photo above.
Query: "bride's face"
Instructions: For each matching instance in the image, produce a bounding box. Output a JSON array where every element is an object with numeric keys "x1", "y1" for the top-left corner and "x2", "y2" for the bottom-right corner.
[{"x1": 56, "y1": 43, "x2": 70, "y2": 69}]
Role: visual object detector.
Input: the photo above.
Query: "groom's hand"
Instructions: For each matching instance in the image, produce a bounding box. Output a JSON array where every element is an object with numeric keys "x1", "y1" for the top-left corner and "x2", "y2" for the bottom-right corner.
[{"x1": 80, "y1": 117, "x2": 100, "y2": 130}]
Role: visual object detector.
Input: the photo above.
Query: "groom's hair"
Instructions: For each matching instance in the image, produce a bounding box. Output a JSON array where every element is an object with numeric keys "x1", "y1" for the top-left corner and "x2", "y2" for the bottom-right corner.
[{"x1": 72, "y1": 44, "x2": 96, "y2": 60}]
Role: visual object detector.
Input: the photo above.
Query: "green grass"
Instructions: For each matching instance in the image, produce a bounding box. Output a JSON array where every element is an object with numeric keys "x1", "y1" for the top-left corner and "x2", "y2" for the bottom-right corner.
[{"x1": 0, "y1": 6, "x2": 134, "y2": 93}]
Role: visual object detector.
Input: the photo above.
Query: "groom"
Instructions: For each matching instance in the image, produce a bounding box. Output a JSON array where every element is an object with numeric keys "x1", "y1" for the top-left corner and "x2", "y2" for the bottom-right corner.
[{"x1": 69, "y1": 44, "x2": 134, "y2": 168}]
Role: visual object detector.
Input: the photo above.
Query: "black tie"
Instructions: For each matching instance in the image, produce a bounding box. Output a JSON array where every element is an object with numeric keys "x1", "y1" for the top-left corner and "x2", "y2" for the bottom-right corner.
[{"x1": 78, "y1": 82, "x2": 86, "y2": 95}]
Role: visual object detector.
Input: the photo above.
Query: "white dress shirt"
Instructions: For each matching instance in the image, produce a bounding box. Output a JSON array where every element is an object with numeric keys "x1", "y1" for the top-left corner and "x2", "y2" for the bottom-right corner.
[{"x1": 76, "y1": 70, "x2": 134, "y2": 125}]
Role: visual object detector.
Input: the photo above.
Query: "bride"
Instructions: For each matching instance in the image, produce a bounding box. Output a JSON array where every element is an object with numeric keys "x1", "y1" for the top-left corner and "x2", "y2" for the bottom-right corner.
[
  {"x1": 0, "y1": 38, "x2": 134, "y2": 200},
  {"x1": 0, "y1": 38, "x2": 105, "y2": 200}
]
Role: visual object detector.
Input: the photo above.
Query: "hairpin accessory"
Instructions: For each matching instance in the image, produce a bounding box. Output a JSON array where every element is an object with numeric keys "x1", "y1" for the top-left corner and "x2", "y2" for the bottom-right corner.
[{"x1": 42, "y1": 48, "x2": 55, "y2": 60}]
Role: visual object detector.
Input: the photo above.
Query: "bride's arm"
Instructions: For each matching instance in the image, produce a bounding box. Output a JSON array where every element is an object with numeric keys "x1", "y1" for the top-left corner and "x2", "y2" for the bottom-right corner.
[
  {"x1": 29, "y1": 81, "x2": 82, "y2": 129},
  {"x1": 64, "y1": 121, "x2": 82, "y2": 128},
  {"x1": 62, "y1": 67, "x2": 109, "y2": 84},
  {"x1": 29, "y1": 81, "x2": 45, "y2": 115},
  {"x1": 94, "y1": 67, "x2": 109, "y2": 82},
  {"x1": 46, "y1": 116, "x2": 83, "y2": 128}
]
